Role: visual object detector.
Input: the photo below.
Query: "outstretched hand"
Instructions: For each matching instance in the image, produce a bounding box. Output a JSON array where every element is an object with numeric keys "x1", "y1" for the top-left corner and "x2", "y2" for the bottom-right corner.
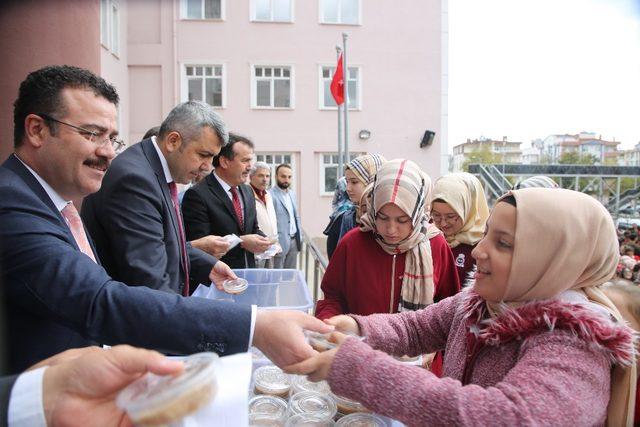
[
  {"x1": 284, "y1": 331, "x2": 349, "y2": 382},
  {"x1": 253, "y1": 310, "x2": 334, "y2": 368}
]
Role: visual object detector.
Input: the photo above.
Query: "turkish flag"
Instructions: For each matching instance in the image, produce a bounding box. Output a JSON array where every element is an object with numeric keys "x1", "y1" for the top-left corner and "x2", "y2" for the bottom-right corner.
[{"x1": 330, "y1": 53, "x2": 344, "y2": 105}]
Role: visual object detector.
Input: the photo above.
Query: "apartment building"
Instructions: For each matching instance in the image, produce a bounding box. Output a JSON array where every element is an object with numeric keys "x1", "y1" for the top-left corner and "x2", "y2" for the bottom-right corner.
[
  {"x1": 542, "y1": 132, "x2": 619, "y2": 164},
  {"x1": 0, "y1": 0, "x2": 448, "y2": 238},
  {"x1": 451, "y1": 136, "x2": 522, "y2": 172}
]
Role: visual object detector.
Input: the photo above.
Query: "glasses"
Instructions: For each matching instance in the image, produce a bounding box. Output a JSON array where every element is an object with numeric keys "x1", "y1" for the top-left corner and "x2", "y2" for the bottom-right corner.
[
  {"x1": 431, "y1": 212, "x2": 460, "y2": 224},
  {"x1": 37, "y1": 113, "x2": 126, "y2": 154}
]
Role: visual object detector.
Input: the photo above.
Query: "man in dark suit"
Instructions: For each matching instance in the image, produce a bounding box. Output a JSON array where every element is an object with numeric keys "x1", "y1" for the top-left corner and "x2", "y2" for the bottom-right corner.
[
  {"x1": 82, "y1": 101, "x2": 233, "y2": 295},
  {"x1": 182, "y1": 134, "x2": 272, "y2": 268},
  {"x1": 0, "y1": 65, "x2": 329, "y2": 375}
]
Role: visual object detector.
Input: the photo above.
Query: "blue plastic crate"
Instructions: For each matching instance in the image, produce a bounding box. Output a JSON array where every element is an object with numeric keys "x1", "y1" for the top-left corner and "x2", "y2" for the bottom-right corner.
[{"x1": 206, "y1": 269, "x2": 313, "y2": 312}]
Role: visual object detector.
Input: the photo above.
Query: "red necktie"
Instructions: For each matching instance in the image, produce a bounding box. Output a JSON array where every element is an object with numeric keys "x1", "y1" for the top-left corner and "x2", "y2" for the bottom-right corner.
[
  {"x1": 61, "y1": 202, "x2": 97, "y2": 262},
  {"x1": 168, "y1": 182, "x2": 190, "y2": 296},
  {"x1": 230, "y1": 186, "x2": 244, "y2": 231}
]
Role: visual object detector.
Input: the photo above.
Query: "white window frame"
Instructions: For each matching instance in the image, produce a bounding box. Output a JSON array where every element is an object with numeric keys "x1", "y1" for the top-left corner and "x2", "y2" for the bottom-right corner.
[
  {"x1": 318, "y1": 64, "x2": 362, "y2": 110},
  {"x1": 180, "y1": 63, "x2": 227, "y2": 108},
  {"x1": 250, "y1": 0, "x2": 294, "y2": 23},
  {"x1": 318, "y1": 0, "x2": 361, "y2": 25},
  {"x1": 319, "y1": 152, "x2": 360, "y2": 196},
  {"x1": 255, "y1": 152, "x2": 297, "y2": 193},
  {"x1": 251, "y1": 64, "x2": 295, "y2": 109},
  {"x1": 180, "y1": 0, "x2": 225, "y2": 20},
  {"x1": 100, "y1": 0, "x2": 120, "y2": 56}
]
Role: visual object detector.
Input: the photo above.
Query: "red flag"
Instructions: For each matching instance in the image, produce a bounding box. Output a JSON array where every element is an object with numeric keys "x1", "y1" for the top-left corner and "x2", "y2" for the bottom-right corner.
[{"x1": 330, "y1": 53, "x2": 344, "y2": 105}]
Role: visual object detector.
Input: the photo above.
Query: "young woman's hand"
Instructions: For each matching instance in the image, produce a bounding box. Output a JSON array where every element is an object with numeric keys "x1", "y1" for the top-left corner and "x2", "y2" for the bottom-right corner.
[
  {"x1": 324, "y1": 315, "x2": 360, "y2": 335},
  {"x1": 284, "y1": 331, "x2": 349, "y2": 382}
]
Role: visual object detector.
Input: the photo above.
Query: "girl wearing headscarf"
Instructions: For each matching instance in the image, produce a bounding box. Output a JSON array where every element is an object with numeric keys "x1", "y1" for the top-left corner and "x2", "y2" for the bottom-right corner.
[
  {"x1": 322, "y1": 153, "x2": 386, "y2": 259},
  {"x1": 431, "y1": 173, "x2": 490, "y2": 286},
  {"x1": 294, "y1": 188, "x2": 636, "y2": 426},
  {"x1": 315, "y1": 159, "x2": 460, "y2": 320},
  {"x1": 323, "y1": 177, "x2": 353, "y2": 259}
]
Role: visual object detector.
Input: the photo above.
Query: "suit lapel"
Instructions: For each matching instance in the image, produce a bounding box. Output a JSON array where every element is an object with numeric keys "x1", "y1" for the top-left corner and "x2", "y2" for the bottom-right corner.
[
  {"x1": 5, "y1": 155, "x2": 79, "y2": 250},
  {"x1": 140, "y1": 139, "x2": 181, "y2": 242}
]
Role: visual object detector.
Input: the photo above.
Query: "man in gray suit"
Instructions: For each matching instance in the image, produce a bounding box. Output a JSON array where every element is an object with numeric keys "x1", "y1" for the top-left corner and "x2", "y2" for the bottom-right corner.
[
  {"x1": 82, "y1": 101, "x2": 234, "y2": 296},
  {"x1": 271, "y1": 164, "x2": 301, "y2": 269}
]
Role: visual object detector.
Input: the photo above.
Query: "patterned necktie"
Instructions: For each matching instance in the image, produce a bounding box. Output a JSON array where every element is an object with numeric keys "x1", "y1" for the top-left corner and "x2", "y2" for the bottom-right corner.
[
  {"x1": 61, "y1": 202, "x2": 96, "y2": 262},
  {"x1": 168, "y1": 182, "x2": 190, "y2": 296},
  {"x1": 230, "y1": 186, "x2": 244, "y2": 231}
]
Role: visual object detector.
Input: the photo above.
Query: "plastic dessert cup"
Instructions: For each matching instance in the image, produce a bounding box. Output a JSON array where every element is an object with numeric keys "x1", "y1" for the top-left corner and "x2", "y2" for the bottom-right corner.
[
  {"x1": 223, "y1": 277, "x2": 249, "y2": 294},
  {"x1": 116, "y1": 352, "x2": 218, "y2": 426},
  {"x1": 254, "y1": 366, "x2": 292, "y2": 398}
]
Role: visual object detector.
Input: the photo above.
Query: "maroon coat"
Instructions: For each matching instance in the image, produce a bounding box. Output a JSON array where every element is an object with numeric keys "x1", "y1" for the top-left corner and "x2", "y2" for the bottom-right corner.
[
  {"x1": 452, "y1": 243, "x2": 475, "y2": 287},
  {"x1": 328, "y1": 289, "x2": 635, "y2": 426},
  {"x1": 315, "y1": 228, "x2": 460, "y2": 320}
]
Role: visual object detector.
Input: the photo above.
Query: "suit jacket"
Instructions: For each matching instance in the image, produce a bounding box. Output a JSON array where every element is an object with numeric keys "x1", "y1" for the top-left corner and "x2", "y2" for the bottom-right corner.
[
  {"x1": 0, "y1": 155, "x2": 251, "y2": 373},
  {"x1": 82, "y1": 138, "x2": 216, "y2": 294},
  {"x1": 0, "y1": 375, "x2": 16, "y2": 427},
  {"x1": 270, "y1": 186, "x2": 302, "y2": 254},
  {"x1": 182, "y1": 174, "x2": 263, "y2": 268}
]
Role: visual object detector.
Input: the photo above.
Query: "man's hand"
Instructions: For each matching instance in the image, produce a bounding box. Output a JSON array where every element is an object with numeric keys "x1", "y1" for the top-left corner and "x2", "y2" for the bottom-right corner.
[
  {"x1": 43, "y1": 345, "x2": 184, "y2": 427},
  {"x1": 253, "y1": 310, "x2": 334, "y2": 368},
  {"x1": 240, "y1": 234, "x2": 272, "y2": 254},
  {"x1": 190, "y1": 235, "x2": 231, "y2": 258},
  {"x1": 209, "y1": 261, "x2": 237, "y2": 291},
  {"x1": 284, "y1": 332, "x2": 349, "y2": 382},
  {"x1": 28, "y1": 346, "x2": 98, "y2": 371}
]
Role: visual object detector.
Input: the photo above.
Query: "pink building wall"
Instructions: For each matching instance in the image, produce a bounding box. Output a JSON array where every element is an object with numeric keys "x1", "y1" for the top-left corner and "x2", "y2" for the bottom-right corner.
[
  {"x1": 0, "y1": 0, "x2": 101, "y2": 163},
  {"x1": 155, "y1": 0, "x2": 444, "y2": 238},
  {"x1": 0, "y1": 0, "x2": 446, "y2": 240}
]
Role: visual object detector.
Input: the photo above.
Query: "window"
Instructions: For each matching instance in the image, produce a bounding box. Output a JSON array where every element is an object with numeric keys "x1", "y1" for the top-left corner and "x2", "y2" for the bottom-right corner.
[
  {"x1": 252, "y1": 66, "x2": 293, "y2": 108},
  {"x1": 182, "y1": 0, "x2": 223, "y2": 20},
  {"x1": 183, "y1": 65, "x2": 224, "y2": 107},
  {"x1": 100, "y1": 0, "x2": 119, "y2": 55},
  {"x1": 320, "y1": 153, "x2": 359, "y2": 195},
  {"x1": 320, "y1": 65, "x2": 360, "y2": 109},
  {"x1": 320, "y1": 0, "x2": 359, "y2": 25},
  {"x1": 251, "y1": 0, "x2": 293, "y2": 22},
  {"x1": 256, "y1": 153, "x2": 295, "y2": 191}
]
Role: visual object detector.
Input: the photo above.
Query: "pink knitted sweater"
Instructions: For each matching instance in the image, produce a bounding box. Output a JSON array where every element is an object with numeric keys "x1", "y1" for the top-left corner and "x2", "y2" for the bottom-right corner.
[{"x1": 327, "y1": 289, "x2": 635, "y2": 426}]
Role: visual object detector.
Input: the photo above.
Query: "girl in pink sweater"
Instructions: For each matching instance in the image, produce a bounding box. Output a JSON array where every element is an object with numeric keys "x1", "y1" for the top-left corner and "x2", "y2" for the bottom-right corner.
[{"x1": 288, "y1": 188, "x2": 637, "y2": 426}]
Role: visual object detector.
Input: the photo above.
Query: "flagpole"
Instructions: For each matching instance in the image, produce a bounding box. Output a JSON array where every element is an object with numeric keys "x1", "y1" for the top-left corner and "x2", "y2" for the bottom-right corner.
[
  {"x1": 336, "y1": 46, "x2": 344, "y2": 178},
  {"x1": 342, "y1": 32, "x2": 349, "y2": 167}
]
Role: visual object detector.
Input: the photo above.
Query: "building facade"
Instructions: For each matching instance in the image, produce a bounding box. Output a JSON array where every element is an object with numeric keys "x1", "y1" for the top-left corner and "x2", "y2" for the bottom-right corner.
[
  {"x1": 542, "y1": 132, "x2": 619, "y2": 164},
  {"x1": 0, "y1": 0, "x2": 447, "y2": 239},
  {"x1": 617, "y1": 142, "x2": 640, "y2": 166},
  {"x1": 451, "y1": 136, "x2": 522, "y2": 172}
]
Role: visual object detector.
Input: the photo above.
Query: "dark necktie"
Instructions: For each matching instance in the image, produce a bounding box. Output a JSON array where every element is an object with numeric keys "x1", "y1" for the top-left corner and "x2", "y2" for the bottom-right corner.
[
  {"x1": 168, "y1": 182, "x2": 190, "y2": 296},
  {"x1": 230, "y1": 186, "x2": 245, "y2": 231},
  {"x1": 61, "y1": 202, "x2": 97, "y2": 262}
]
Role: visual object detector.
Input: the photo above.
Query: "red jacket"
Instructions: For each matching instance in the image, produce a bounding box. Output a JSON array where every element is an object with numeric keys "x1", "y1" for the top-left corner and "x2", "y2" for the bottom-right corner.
[{"x1": 316, "y1": 228, "x2": 460, "y2": 319}]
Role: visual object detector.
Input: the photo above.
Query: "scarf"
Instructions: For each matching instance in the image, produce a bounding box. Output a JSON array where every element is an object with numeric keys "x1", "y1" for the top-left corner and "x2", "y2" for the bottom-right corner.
[
  {"x1": 432, "y1": 172, "x2": 490, "y2": 248},
  {"x1": 346, "y1": 153, "x2": 387, "y2": 221},
  {"x1": 359, "y1": 159, "x2": 441, "y2": 311},
  {"x1": 487, "y1": 188, "x2": 636, "y2": 427},
  {"x1": 250, "y1": 184, "x2": 267, "y2": 205}
]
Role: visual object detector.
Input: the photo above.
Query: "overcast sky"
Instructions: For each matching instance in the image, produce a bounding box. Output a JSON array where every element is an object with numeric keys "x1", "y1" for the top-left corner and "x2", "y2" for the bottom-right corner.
[{"x1": 448, "y1": 0, "x2": 640, "y2": 151}]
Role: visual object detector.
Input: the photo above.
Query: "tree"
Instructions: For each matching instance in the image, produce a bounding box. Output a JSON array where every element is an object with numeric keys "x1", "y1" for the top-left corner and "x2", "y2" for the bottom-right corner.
[{"x1": 558, "y1": 152, "x2": 597, "y2": 165}]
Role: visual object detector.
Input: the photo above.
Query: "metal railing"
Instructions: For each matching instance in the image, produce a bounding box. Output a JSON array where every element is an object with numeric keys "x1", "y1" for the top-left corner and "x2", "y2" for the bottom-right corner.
[
  {"x1": 297, "y1": 230, "x2": 328, "y2": 303},
  {"x1": 477, "y1": 164, "x2": 511, "y2": 199}
]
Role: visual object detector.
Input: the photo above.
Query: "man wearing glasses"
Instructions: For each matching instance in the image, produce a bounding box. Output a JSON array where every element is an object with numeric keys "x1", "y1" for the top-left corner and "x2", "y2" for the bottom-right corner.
[
  {"x1": 0, "y1": 65, "x2": 329, "y2": 380},
  {"x1": 81, "y1": 100, "x2": 234, "y2": 296}
]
